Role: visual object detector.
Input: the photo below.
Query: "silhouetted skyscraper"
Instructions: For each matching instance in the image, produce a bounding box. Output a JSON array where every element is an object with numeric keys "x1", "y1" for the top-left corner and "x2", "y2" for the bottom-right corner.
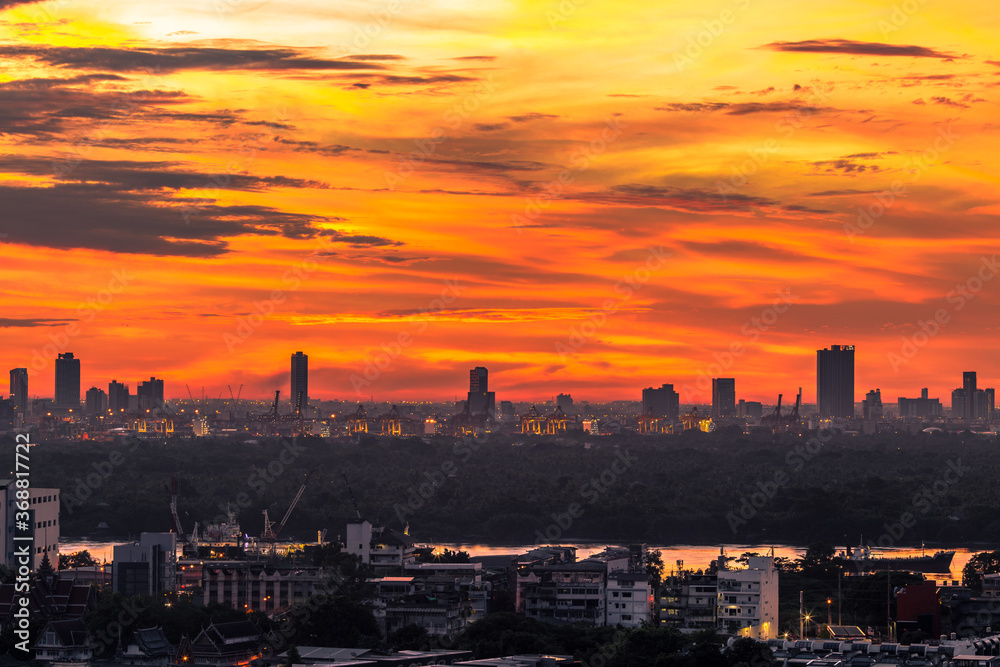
[
  {"x1": 55, "y1": 352, "x2": 80, "y2": 410},
  {"x1": 470, "y1": 367, "x2": 488, "y2": 393},
  {"x1": 467, "y1": 367, "x2": 495, "y2": 416},
  {"x1": 816, "y1": 345, "x2": 854, "y2": 418},
  {"x1": 963, "y1": 371, "x2": 977, "y2": 419},
  {"x1": 137, "y1": 377, "x2": 164, "y2": 410},
  {"x1": 291, "y1": 351, "x2": 308, "y2": 409},
  {"x1": 86, "y1": 387, "x2": 108, "y2": 415},
  {"x1": 108, "y1": 380, "x2": 129, "y2": 413},
  {"x1": 711, "y1": 378, "x2": 736, "y2": 419},
  {"x1": 9, "y1": 368, "x2": 27, "y2": 416},
  {"x1": 642, "y1": 384, "x2": 679, "y2": 419}
]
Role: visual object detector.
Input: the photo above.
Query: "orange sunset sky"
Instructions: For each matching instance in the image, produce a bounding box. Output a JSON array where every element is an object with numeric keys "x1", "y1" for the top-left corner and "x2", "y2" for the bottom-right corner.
[{"x1": 1, "y1": 0, "x2": 998, "y2": 405}]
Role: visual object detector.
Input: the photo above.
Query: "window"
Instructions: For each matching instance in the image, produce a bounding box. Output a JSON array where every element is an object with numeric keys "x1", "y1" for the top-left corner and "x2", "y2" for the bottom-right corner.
[{"x1": 622, "y1": 615, "x2": 632, "y2": 620}]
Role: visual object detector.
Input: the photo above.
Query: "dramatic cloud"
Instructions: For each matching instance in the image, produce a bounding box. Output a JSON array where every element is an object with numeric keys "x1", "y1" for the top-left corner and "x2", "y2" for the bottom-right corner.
[
  {"x1": 0, "y1": 44, "x2": 387, "y2": 73},
  {"x1": 763, "y1": 39, "x2": 958, "y2": 59}
]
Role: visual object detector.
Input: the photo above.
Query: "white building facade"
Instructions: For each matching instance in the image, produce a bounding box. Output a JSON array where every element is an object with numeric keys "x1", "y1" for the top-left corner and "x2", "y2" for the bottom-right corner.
[{"x1": 716, "y1": 555, "x2": 778, "y2": 639}]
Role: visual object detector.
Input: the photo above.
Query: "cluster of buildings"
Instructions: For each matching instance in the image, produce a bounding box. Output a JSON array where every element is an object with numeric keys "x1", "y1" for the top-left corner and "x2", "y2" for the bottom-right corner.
[{"x1": 4, "y1": 345, "x2": 998, "y2": 442}]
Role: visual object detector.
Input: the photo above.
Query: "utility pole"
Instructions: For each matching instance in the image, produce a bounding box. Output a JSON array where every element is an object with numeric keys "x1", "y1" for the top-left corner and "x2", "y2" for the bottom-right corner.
[
  {"x1": 799, "y1": 590, "x2": 804, "y2": 639},
  {"x1": 838, "y1": 570, "x2": 842, "y2": 625}
]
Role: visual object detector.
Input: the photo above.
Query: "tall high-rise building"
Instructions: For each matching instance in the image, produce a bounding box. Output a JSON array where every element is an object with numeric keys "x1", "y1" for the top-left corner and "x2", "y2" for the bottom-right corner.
[
  {"x1": 862, "y1": 388, "x2": 883, "y2": 421},
  {"x1": 963, "y1": 371, "x2": 978, "y2": 419},
  {"x1": 951, "y1": 372, "x2": 993, "y2": 420},
  {"x1": 642, "y1": 384, "x2": 679, "y2": 419},
  {"x1": 291, "y1": 351, "x2": 308, "y2": 409},
  {"x1": 54, "y1": 352, "x2": 81, "y2": 410},
  {"x1": 816, "y1": 345, "x2": 855, "y2": 418},
  {"x1": 137, "y1": 377, "x2": 164, "y2": 410},
  {"x1": 470, "y1": 367, "x2": 488, "y2": 393},
  {"x1": 9, "y1": 368, "x2": 27, "y2": 416},
  {"x1": 108, "y1": 380, "x2": 130, "y2": 413},
  {"x1": 711, "y1": 378, "x2": 736, "y2": 419},
  {"x1": 556, "y1": 393, "x2": 574, "y2": 413},
  {"x1": 467, "y1": 367, "x2": 495, "y2": 416},
  {"x1": 85, "y1": 387, "x2": 108, "y2": 415}
]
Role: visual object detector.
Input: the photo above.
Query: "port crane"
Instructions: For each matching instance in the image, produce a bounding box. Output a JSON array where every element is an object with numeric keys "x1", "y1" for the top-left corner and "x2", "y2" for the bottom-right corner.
[{"x1": 261, "y1": 470, "x2": 314, "y2": 541}]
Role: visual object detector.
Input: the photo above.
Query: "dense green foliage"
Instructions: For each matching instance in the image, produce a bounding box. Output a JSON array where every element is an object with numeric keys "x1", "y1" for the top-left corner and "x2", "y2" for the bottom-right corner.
[
  {"x1": 6, "y1": 429, "x2": 999, "y2": 545},
  {"x1": 962, "y1": 549, "x2": 1000, "y2": 591}
]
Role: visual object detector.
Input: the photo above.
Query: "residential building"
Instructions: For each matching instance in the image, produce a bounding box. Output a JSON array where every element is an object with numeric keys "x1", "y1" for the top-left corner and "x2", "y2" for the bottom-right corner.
[
  {"x1": 9, "y1": 367, "x2": 27, "y2": 418},
  {"x1": 113, "y1": 532, "x2": 176, "y2": 596},
  {"x1": 716, "y1": 554, "x2": 778, "y2": 639},
  {"x1": 137, "y1": 377, "x2": 164, "y2": 410},
  {"x1": 109, "y1": 379, "x2": 130, "y2": 413},
  {"x1": 817, "y1": 345, "x2": 854, "y2": 418},
  {"x1": 345, "y1": 520, "x2": 416, "y2": 570},
  {"x1": 0, "y1": 481, "x2": 60, "y2": 569},
  {"x1": 55, "y1": 352, "x2": 81, "y2": 411},
  {"x1": 519, "y1": 560, "x2": 607, "y2": 625},
  {"x1": 738, "y1": 400, "x2": 763, "y2": 419},
  {"x1": 711, "y1": 378, "x2": 736, "y2": 419},
  {"x1": 897, "y1": 389, "x2": 942, "y2": 418},
  {"x1": 642, "y1": 384, "x2": 679, "y2": 419},
  {"x1": 660, "y1": 570, "x2": 718, "y2": 633},
  {"x1": 85, "y1": 386, "x2": 108, "y2": 415},
  {"x1": 606, "y1": 573, "x2": 653, "y2": 628},
  {"x1": 385, "y1": 591, "x2": 472, "y2": 637},
  {"x1": 862, "y1": 388, "x2": 883, "y2": 421}
]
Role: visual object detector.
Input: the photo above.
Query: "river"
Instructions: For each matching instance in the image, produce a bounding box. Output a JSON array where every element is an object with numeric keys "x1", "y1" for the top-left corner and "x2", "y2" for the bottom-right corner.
[{"x1": 60, "y1": 538, "x2": 981, "y2": 582}]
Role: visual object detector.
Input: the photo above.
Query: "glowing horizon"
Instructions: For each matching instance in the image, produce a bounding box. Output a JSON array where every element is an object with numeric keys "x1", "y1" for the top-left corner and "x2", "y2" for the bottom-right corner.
[{"x1": 1, "y1": 0, "x2": 998, "y2": 407}]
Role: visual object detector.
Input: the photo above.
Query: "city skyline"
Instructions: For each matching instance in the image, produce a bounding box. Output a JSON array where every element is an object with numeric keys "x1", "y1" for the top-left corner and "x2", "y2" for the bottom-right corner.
[
  {"x1": 2, "y1": 1, "x2": 999, "y2": 403},
  {"x1": 6, "y1": 347, "x2": 999, "y2": 407}
]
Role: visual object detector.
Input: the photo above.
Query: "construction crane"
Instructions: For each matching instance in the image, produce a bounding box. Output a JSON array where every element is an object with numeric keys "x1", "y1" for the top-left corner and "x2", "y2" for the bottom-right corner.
[
  {"x1": 342, "y1": 473, "x2": 362, "y2": 519},
  {"x1": 168, "y1": 476, "x2": 186, "y2": 543},
  {"x1": 261, "y1": 470, "x2": 314, "y2": 541},
  {"x1": 186, "y1": 384, "x2": 194, "y2": 401}
]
